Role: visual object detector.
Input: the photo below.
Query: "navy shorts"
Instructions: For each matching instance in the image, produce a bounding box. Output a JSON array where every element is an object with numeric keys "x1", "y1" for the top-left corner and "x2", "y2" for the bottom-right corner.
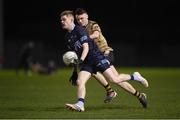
[
  {"x1": 104, "y1": 51, "x2": 114, "y2": 65},
  {"x1": 80, "y1": 59, "x2": 110, "y2": 74}
]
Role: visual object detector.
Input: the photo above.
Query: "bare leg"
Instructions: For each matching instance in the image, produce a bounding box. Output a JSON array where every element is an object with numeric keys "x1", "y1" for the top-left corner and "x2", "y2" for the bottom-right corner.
[
  {"x1": 65, "y1": 70, "x2": 91, "y2": 112},
  {"x1": 92, "y1": 72, "x2": 117, "y2": 103},
  {"x1": 103, "y1": 66, "x2": 148, "y2": 108},
  {"x1": 93, "y1": 72, "x2": 108, "y2": 86},
  {"x1": 77, "y1": 71, "x2": 91, "y2": 99},
  {"x1": 102, "y1": 68, "x2": 127, "y2": 83},
  {"x1": 110, "y1": 65, "x2": 136, "y2": 94},
  {"x1": 106, "y1": 66, "x2": 148, "y2": 87}
]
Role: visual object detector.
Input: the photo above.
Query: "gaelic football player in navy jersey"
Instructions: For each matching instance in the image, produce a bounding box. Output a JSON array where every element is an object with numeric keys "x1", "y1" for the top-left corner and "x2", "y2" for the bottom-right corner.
[
  {"x1": 60, "y1": 10, "x2": 149, "y2": 112},
  {"x1": 65, "y1": 26, "x2": 104, "y2": 66}
]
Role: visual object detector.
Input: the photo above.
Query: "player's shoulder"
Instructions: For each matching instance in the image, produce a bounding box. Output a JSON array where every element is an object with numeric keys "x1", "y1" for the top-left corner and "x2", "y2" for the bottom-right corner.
[
  {"x1": 74, "y1": 25, "x2": 88, "y2": 36},
  {"x1": 75, "y1": 25, "x2": 85, "y2": 30},
  {"x1": 74, "y1": 25, "x2": 86, "y2": 32},
  {"x1": 75, "y1": 25, "x2": 83, "y2": 29}
]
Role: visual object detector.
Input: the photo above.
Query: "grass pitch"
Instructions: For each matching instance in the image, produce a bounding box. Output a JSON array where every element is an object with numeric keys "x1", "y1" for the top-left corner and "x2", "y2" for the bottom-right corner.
[{"x1": 0, "y1": 67, "x2": 180, "y2": 119}]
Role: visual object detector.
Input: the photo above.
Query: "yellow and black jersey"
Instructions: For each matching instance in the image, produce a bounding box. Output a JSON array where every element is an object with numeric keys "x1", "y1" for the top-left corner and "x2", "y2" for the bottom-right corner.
[{"x1": 85, "y1": 20, "x2": 113, "y2": 53}]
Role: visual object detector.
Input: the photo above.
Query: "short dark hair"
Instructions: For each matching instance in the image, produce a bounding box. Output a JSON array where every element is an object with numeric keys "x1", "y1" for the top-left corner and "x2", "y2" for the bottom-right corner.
[
  {"x1": 75, "y1": 8, "x2": 87, "y2": 15},
  {"x1": 60, "y1": 10, "x2": 74, "y2": 17}
]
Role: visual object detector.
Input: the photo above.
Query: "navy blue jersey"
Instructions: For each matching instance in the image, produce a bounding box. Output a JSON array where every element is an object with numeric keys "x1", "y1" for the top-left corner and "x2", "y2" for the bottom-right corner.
[{"x1": 64, "y1": 25, "x2": 105, "y2": 65}]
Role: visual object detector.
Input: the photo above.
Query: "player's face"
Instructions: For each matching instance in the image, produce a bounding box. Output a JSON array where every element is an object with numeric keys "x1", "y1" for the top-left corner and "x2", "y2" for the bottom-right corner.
[
  {"x1": 75, "y1": 13, "x2": 88, "y2": 27},
  {"x1": 61, "y1": 15, "x2": 73, "y2": 31}
]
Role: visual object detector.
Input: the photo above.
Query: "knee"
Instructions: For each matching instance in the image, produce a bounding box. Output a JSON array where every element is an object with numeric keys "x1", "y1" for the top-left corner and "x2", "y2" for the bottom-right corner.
[
  {"x1": 112, "y1": 75, "x2": 125, "y2": 84},
  {"x1": 109, "y1": 78, "x2": 121, "y2": 84},
  {"x1": 117, "y1": 82, "x2": 126, "y2": 87},
  {"x1": 76, "y1": 79, "x2": 85, "y2": 87},
  {"x1": 118, "y1": 74, "x2": 125, "y2": 79},
  {"x1": 76, "y1": 79, "x2": 81, "y2": 86}
]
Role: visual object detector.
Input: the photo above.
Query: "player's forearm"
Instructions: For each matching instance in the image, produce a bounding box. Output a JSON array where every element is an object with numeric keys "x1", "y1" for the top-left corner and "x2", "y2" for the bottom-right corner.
[{"x1": 80, "y1": 43, "x2": 89, "y2": 61}]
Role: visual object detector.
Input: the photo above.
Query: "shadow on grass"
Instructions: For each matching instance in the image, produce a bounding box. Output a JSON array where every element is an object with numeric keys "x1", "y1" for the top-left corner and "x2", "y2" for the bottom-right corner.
[
  {"x1": 0, "y1": 105, "x2": 142, "y2": 113},
  {"x1": 87, "y1": 104, "x2": 141, "y2": 111},
  {"x1": 0, "y1": 107, "x2": 36, "y2": 112},
  {"x1": 0, "y1": 106, "x2": 65, "y2": 112},
  {"x1": 44, "y1": 106, "x2": 66, "y2": 111}
]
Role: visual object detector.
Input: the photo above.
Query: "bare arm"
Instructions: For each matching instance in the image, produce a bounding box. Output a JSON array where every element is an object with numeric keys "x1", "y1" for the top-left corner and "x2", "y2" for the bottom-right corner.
[{"x1": 80, "y1": 43, "x2": 89, "y2": 61}]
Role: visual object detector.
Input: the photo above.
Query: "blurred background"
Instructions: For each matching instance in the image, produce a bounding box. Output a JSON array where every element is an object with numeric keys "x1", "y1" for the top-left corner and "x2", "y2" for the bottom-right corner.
[{"x1": 1, "y1": 0, "x2": 180, "y2": 69}]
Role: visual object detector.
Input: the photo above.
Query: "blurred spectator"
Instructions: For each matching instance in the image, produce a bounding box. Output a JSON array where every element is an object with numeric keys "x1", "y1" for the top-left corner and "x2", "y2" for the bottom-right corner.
[
  {"x1": 31, "y1": 60, "x2": 56, "y2": 75},
  {"x1": 16, "y1": 41, "x2": 35, "y2": 75}
]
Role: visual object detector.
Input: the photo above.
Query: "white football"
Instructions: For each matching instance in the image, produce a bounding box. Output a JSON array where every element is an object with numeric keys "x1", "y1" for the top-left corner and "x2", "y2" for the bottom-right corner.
[{"x1": 62, "y1": 51, "x2": 78, "y2": 65}]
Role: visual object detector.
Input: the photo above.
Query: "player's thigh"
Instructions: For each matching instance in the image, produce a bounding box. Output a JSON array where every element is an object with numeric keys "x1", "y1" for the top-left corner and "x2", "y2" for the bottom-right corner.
[
  {"x1": 77, "y1": 71, "x2": 91, "y2": 85},
  {"x1": 92, "y1": 72, "x2": 108, "y2": 85},
  {"x1": 110, "y1": 65, "x2": 119, "y2": 76},
  {"x1": 92, "y1": 72, "x2": 105, "y2": 80},
  {"x1": 103, "y1": 68, "x2": 119, "y2": 83}
]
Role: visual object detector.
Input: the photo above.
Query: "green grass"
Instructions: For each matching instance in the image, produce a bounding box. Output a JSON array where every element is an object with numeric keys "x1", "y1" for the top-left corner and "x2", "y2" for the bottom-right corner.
[{"x1": 0, "y1": 67, "x2": 180, "y2": 119}]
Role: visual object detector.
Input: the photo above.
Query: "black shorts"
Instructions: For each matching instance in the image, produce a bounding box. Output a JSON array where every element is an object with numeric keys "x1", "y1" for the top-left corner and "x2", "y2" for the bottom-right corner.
[
  {"x1": 80, "y1": 59, "x2": 110, "y2": 74},
  {"x1": 104, "y1": 51, "x2": 114, "y2": 65}
]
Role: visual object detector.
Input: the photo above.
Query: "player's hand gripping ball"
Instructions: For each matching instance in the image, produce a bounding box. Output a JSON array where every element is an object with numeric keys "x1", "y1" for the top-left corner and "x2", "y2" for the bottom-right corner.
[{"x1": 62, "y1": 51, "x2": 78, "y2": 66}]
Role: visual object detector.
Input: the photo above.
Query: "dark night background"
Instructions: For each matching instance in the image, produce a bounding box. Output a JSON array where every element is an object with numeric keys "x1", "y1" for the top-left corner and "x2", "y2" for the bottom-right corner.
[{"x1": 2, "y1": 0, "x2": 180, "y2": 68}]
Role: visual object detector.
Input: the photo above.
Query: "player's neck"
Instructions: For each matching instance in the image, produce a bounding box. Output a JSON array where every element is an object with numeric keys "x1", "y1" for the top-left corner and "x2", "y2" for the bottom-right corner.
[{"x1": 68, "y1": 23, "x2": 75, "y2": 32}]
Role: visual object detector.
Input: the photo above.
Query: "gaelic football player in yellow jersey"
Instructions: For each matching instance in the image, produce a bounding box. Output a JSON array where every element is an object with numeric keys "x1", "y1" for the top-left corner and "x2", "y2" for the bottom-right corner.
[{"x1": 74, "y1": 8, "x2": 148, "y2": 108}]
